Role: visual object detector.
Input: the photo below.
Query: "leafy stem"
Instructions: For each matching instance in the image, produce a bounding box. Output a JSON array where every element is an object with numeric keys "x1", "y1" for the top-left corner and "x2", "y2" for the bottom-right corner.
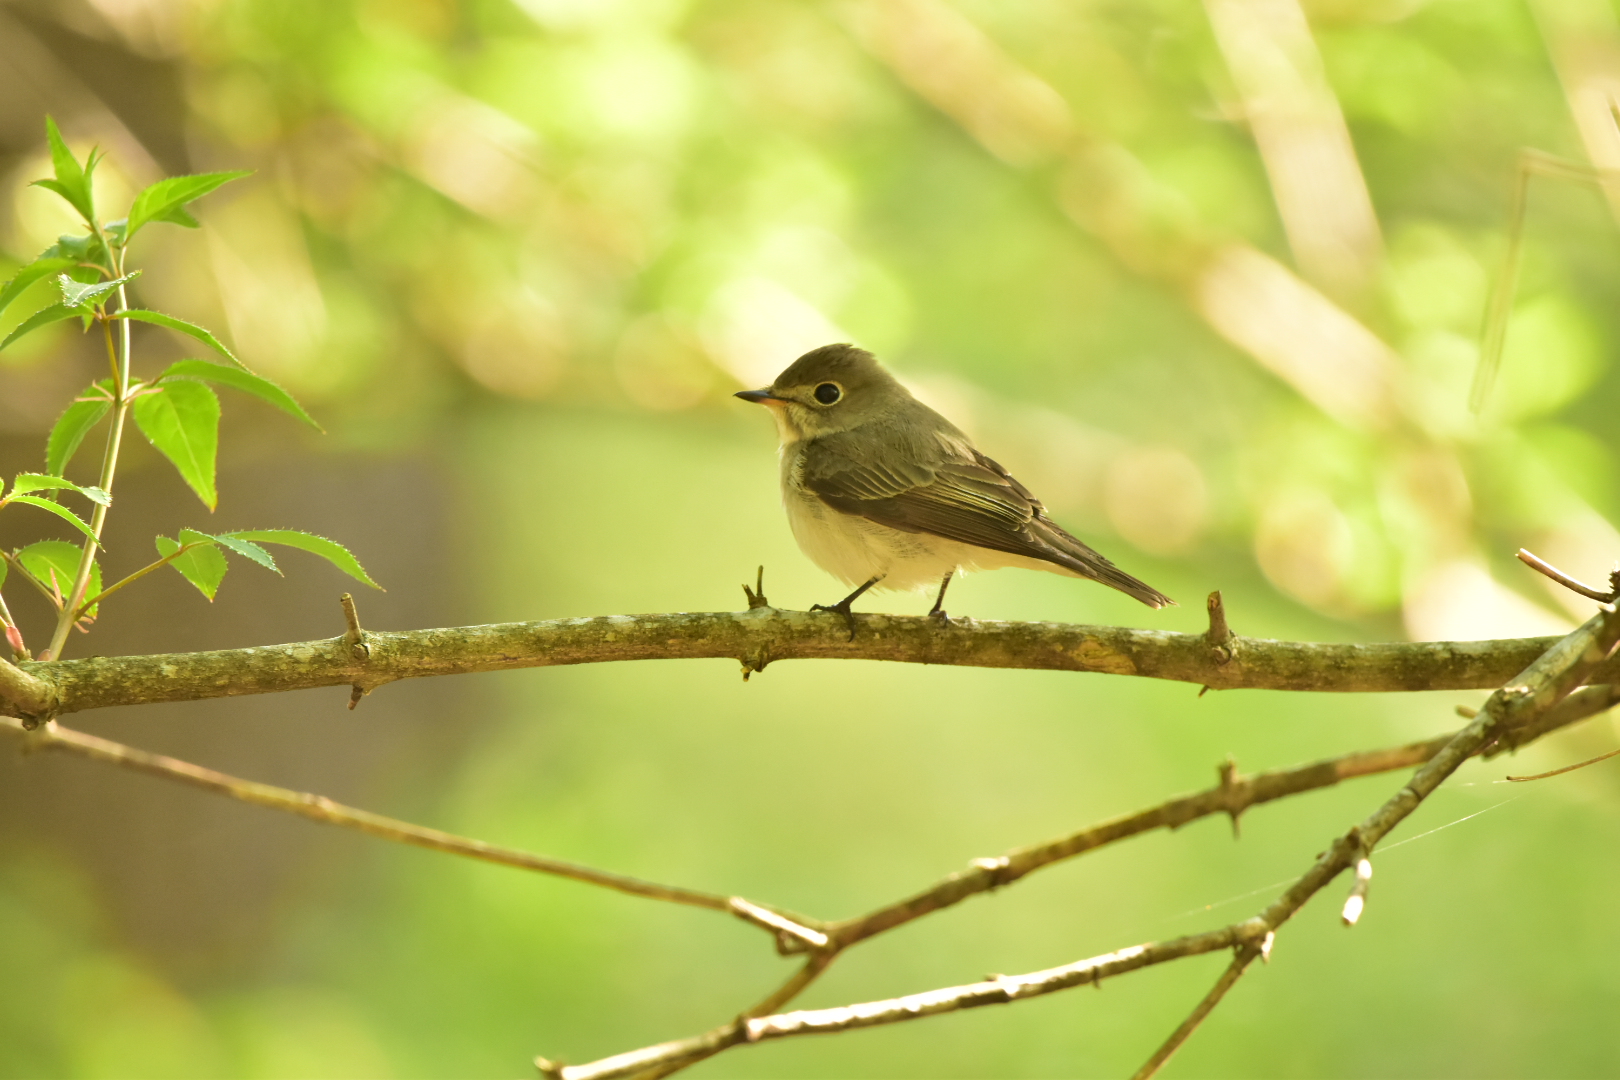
[
  {"x1": 72, "y1": 539, "x2": 207, "y2": 619},
  {"x1": 46, "y1": 248, "x2": 132, "y2": 661}
]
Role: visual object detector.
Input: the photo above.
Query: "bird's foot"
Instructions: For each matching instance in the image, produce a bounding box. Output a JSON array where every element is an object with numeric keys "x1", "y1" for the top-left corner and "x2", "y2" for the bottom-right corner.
[
  {"x1": 928, "y1": 607, "x2": 952, "y2": 628},
  {"x1": 812, "y1": 600, "x2": 859, "y2": 641}
]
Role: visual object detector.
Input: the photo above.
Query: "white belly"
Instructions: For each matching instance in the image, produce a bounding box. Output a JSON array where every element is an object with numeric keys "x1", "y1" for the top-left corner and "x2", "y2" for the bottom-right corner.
[{"x1": 779, "y1": 456, "x2": 1073, "y2": 594}]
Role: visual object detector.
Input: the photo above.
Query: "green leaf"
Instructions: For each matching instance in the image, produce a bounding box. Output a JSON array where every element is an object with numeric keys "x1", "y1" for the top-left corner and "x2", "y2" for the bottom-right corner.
[
  {"x1": 0, "y1": 256, "x2": 76, "y2": 321},
  {"x1": 33, "y1": 118, "x2": 96, "y2": 224},
  {"x1": 3, "y1": 496, "x2": 100, "y2": 544},
  {"x1": 9, "y1": 474, "x2": 111, "y2": 505},
  {"x1": 41, "y1": 233, "x2": 108, "y2": 267},
  {"x1": 59, "y1": 270, "x2": 139, "y2": 310},
  {"x1": 47, "y1": 393, "x2": 113, "y2": 477},
  {"x1": 125, "y1": 172, "x2": 251, "y2": 243},
  {"x1": 223, "y1": 530, "x2": 380, "y2": 588},
  {"x1": 0, "y1": 304, "x2": 82, "y2": 351},
  {"x1": 156, "y1": 531, "x2": 228, "y2": 600},
  {"x1": 158, "y1": 359, "x2": 321, "y2": 430},
  {"x1": 132, "y1": 381, "x2": 220, "y2": 509},
  {"x1": 109, "y1": 309, "x2": 243, "y2": 367},
  {"x1": 16, "y1": 540, "x2": 101, "y2": 616},
  {"x1": 210, "y1": 533, "x2": 279, "y2": 573}
]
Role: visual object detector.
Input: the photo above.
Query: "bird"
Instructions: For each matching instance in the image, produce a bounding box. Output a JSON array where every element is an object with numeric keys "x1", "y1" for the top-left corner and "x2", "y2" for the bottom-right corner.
[{"x1": 735, "y1": 343, "x2": 1174, "y2": 636}]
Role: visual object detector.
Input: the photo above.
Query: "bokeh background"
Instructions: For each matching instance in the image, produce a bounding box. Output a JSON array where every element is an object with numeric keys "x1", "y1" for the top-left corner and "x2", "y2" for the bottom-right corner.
[{"x1": 3, "y1": 0, "x2": 1620, "y2": 1076}]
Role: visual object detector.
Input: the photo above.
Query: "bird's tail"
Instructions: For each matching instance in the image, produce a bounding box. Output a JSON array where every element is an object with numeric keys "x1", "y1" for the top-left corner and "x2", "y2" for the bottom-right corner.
[{"x1": 1034, "y1": 521, "x2": 1176, "y2": 609}]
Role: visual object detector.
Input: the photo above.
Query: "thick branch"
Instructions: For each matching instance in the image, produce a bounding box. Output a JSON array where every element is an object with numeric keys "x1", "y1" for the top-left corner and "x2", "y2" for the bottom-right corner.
[
  {"x1": 0, "y1": 658, "x2": 51, "y2": 719},
  {"x1": 8, "y1": 609, "x2": 1615, "y2": 720}
]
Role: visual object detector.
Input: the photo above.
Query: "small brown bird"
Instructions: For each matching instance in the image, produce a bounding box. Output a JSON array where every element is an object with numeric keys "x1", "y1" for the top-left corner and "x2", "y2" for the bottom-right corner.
[{"x1": 737, "y1": 344, "x2": 1174, "y2": 633}]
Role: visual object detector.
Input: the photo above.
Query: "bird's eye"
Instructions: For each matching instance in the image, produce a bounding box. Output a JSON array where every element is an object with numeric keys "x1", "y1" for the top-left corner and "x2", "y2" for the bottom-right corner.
[{"x1": 813, "y1": 382, "x2": 842, "y2": 405}]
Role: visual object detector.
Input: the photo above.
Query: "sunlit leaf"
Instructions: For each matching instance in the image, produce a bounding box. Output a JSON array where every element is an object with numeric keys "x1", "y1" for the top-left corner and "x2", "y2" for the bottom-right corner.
[
  {"x1": 211, "y1": 533, "x2": 280, "y2": 573},
  {"x1": 158, "y1": 359, "x2": 321, "y2": 430},
  {"x1": 132, "y1": 381, "x2": 220, "y2": 509},
  {"x1": 156, "y1": 530, "x2": 229, "y2": 600},
  {"x1": 46, "y1": 393, "x2": 112, "y2": 477},
  {"x1": 32, "y1": 118, "x2": 95, "y2": 225},
  {"x1": 0, "y1": 256, "x2": 75, "y2": 321},
  {"x1": 8, "y1": 474, "x2": 111, "y2": 505},
  {"x1": 109, "y1": 309, "x2": 243, "y2": 367},
  {"x1": 3, "y1": 496, "x2": 100, "y2": 543},
  {"x1": 0, "y1": 304, "x2": 81, "y2": 351},
  {"x1": 16, "y1": 540, "x2": 100, "y2": 616},
  {"x1": 223, "y1": 529, "x2": 380, "y2": 588},
  {"x1": 125, "y1": 171, "x2": 251, "y2": 243},
  {"x1": 58, "y1": 271, "x2": 139, "y2": 310}
]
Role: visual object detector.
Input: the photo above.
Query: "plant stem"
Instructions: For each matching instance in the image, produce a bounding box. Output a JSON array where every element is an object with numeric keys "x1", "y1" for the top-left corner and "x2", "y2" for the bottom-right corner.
[
  {"x1": 73, "y1": 543, "x2": 204, "y2": 618},
  {"x1": 47, "y1": 243, "x2": 133, "y2": 661}
]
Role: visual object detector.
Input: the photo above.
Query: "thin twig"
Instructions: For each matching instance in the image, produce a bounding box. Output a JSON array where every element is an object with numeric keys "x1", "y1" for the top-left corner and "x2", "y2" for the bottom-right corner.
[
  {"x1": 1517, "y1": 548, "x2": 1617, "y2": 603},
  {"x1": 1506, "y1": 745, "x2": 1620, "y2": 782},
  {"x1": 821, "y1": 724, "x2": 1522, "y2": 950},
  {"x1": 552, "y1": 604, "x2": 1620, "y2": 1078},
  {"x1": 548, "y1": 922, "x2": 1270, "y2": 1080},
  {"x1": 0, "y1": 715, "x2": 822, "y2": 943},
  {"x1": 1130, "y1": 945, "x2": 1262, "y2": 1080}
]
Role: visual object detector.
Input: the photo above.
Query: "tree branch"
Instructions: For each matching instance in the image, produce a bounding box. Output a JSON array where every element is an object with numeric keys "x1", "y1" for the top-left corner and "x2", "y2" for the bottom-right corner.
[
  {"x1": 1130, "y1": 944, "x2": 1264, "y2": 1080},
  {"x1": 543, "y1": 603, "x2": 1620, "y2": 1079},
  {"x1": 539, "y1": 922, "x2": 1272, "y2": 1080},
  {"x1": 7, "y1": 608, "x2": 1617, "y2": 721},
  {"x1": 0, "y1": 715, "x2": 823, "y2": 945}
]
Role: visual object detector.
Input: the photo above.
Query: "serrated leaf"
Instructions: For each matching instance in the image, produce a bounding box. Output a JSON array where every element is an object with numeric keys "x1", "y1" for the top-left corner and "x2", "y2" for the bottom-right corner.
[
  {"x1": 16, "y1": 540, "x2": 101, "y2": 616},
  {"x1": 47, "y1": 394, "x2": 112, "y2": 477},
  {"x1": 211, "y1": 533, "x2": 279, "y2": 573},
  {"x1": 223, "y1": 529, "x2": 380, "y2": 588},
  {"x1": 125, "y1": 172, "x2": 251, "y2": 243},
  {"x1": 158, "y1": 359, "x2": 321, "y2": 430},
  {"x1": 59, "y1": 270, "x2": 139, "y2": 310},
  {"x1": 9, "y1": 474, "x2": 111, "y2": 505},
  {"x1": 132, "y1": 381, "x2": 220, "y2": 509},
  {"x1": 36, "y1": 118, "x2": 95, "y2": 225},
  {"x1": 42, "y1": 233, "x2": 103, "y2": 264},
  {"x1": 0, "y1": 304, "x2": 81, "y2": 351},
  {"x1": 0, "y1": 256, "x2": 75, "y2": 321},
  {"x1": 3, "y1": 496, "x2": 100, "y2": 543},
  {"x1": 109, "y1": 309, "x2": 243, "y2": 367},
  {"x1": 156, "y1": 531, "x2": 228, "y2": 600}
]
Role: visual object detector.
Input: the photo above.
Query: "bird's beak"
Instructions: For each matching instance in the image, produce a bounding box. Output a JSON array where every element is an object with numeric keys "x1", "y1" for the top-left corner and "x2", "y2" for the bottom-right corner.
[{"x1": 734, "y1": 388, "x2": 782, "y2": 405}]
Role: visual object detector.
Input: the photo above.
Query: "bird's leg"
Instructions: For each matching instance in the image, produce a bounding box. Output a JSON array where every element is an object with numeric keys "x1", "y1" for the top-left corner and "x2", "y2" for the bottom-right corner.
[
  {"x1": 928, "y1": 571, "x2": 954, "y2": 626},
  {"x1": 813, "y1": 576, "x2": 881, "y2": 641}
]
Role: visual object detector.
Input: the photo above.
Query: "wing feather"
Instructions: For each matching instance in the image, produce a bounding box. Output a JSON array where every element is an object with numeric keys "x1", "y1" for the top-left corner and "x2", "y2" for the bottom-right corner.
[{"x1": 802, "y1": 432, "x2": 1173, "y2": 608}]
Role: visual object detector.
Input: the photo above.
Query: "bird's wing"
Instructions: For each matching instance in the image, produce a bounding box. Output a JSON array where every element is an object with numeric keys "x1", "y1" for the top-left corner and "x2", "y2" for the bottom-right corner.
[
  {"x1": 802, "y1": 436, "x2": 1174, "y2": 608},
  {"x1": 804, "y1": 436, "x2": 1056, "y2": 559}
]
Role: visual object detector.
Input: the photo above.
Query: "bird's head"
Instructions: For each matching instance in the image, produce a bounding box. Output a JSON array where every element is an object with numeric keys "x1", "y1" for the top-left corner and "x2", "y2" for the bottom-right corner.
[{"x1": 734, "y1": 344, "x2": 908, "y2": 442}]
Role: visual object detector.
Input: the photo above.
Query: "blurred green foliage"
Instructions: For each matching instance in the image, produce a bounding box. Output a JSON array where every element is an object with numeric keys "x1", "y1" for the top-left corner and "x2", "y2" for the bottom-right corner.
[{"x1": 3, "y1": 0, "x2": 1620, "y2": 1076}]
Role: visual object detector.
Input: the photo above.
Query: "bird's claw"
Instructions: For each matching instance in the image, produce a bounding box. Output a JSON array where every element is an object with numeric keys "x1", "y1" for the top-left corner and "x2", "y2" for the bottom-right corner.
[
  {"x1": 928, "y1": 608, "x2": 952, "y2": 628},
  {"x1": 812, "y1": 602, "x2": 858, "y2": 641}
]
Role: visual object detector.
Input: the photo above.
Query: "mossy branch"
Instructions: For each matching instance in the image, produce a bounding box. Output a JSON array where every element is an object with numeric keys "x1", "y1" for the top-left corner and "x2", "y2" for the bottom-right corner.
[{"x1": 4, "y1": 607, "x2": 1613, "y2": 722}]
